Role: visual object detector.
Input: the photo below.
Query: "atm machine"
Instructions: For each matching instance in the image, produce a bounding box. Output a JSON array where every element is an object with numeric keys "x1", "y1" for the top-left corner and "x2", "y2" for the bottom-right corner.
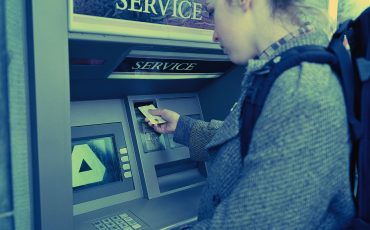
[
  {"x1": 71, "y1": 95, "x2": 208, "y2": 229},
  {"x1": 67, "y1": 1, "x2": 246, "y2": 229},
  {"x1": 29, "y1": 0, "x2": 245, "y2": 229}
]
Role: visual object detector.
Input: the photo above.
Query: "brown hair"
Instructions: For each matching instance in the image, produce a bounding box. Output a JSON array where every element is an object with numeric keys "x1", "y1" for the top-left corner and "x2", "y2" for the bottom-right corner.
[
  {"x1": 269, "y1": 0, "x2": 334, "y2": 36},
  {"x1": 223, "y1": 0, "x2": 334, "y2": 36}
]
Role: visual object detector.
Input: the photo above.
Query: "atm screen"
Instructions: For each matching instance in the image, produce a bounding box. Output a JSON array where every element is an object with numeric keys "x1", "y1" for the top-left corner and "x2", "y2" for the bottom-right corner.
[
  {"x1": 71, "y1": 123, "x2": 136, "y2": 204},
  {"x1": 72, "y1": 136, "x2": 121, "y2": 191}
]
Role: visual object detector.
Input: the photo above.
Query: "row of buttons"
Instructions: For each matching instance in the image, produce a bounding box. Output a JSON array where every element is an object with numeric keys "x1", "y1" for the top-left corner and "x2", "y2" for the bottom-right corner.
[
  {"x1": 92, "y1": 212, "x2": 142, "y2": 230},
  {"x1": 119, "y1": 148, "x2": 132, "y2": 178}
]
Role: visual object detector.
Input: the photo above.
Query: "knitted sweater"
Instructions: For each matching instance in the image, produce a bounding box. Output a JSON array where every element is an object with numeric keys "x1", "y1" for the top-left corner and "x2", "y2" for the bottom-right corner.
[{"x1": 173, "y1": 31, "x2": 356, "y2": 229}]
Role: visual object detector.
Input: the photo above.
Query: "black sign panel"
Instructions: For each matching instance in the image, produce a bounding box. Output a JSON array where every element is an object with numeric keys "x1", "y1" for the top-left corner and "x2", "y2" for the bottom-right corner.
[{"x1": 115, "y1": 57, "x2": 233, "y2": 74}]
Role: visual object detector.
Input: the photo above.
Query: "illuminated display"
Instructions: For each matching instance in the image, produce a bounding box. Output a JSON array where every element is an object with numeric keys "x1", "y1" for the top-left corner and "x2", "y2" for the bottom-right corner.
[
  {"x1": 72, "y1": 136, "x2": 121, "y2": 190},
  {"x1": 71, "y1": 122, "x2": 136, "y2": 204},
  {"x1": 73, "y1": 0, "x2": 212, "y2": 29},
  {"x1": 115, "y1": 0, "x2": 204, "y2": 21},
  {"x1": 69, "y1": 0, "x2": 215, "y2": 42}
]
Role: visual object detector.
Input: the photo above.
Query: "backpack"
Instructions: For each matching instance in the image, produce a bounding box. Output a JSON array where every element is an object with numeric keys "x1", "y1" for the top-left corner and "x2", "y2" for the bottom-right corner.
[{"x1": 240, "y1": 7, "x2": 370, "y2": 229}]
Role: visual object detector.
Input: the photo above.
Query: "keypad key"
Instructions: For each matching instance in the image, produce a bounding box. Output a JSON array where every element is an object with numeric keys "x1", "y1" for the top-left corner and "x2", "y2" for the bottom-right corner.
[
  {"x1": 117, "y1": 222, "x2": 130, "y2": 227},
  {"x1": 123, "y1": 216, "x2": 133, "y2": 222},
  {"x1": 119, "y1": 213, "x2": 129, "y2": 218},
  {"x1": 95, "y1": 225, "x2": 108, "y2": 230},
  {"x1": 102, "y1": 218, "x2": 113, "y2": 224},
  {"x1": 131, "y1": 223, "x2": 142, "y2": 229}
]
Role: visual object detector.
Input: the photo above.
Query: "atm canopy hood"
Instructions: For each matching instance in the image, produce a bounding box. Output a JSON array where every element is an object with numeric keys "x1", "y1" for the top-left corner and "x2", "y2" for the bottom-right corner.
[{"x1": 69, "y1": 39, "x2": 236, "y2": 101}]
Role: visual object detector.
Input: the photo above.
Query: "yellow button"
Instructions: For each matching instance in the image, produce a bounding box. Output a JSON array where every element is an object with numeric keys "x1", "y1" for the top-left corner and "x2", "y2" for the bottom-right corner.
[
  {"x1": 122, "y1": 164, "x2": 131, "y2": 170},
  {"x1": 120, "y1": 156, "x2": 129, "y2": 162},
  {"x1": 124, "y1": 171, "x2": 132, "y2": 178},
  {"x1": 119, "y1": 148, "x2": 128, "y2": 154}
]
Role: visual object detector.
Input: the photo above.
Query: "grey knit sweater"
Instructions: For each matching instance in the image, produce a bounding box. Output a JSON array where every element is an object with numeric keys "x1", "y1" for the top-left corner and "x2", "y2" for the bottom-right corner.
[{"x1": 173, "y1": 31, "x2": 356, "y2": 229}]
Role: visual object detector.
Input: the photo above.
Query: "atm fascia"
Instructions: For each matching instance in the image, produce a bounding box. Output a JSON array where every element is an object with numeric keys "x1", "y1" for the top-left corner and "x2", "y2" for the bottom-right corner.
[{"x1": 68, "y1": 9, "x2": 245, "y2": 230}]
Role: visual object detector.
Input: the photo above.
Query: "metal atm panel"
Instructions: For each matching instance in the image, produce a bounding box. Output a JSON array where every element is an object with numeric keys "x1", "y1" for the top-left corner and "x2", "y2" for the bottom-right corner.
[
  {"x1": 128, "y1": 93, "x2": 208, "y2": 199},
  {"x1": 71, "y1": 100, "x2": 143, "y2": 215},
  {"x1": 71, "y1": 98, "x2": 206, "y2": 230}
]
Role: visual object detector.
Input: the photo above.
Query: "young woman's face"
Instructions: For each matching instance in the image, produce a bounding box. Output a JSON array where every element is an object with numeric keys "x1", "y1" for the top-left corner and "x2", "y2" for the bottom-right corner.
[{"x1": 207, "y1": 0, "x2": 258, "y2": 64}]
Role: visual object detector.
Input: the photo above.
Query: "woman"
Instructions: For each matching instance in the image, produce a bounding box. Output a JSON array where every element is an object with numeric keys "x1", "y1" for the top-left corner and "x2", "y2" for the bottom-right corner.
[{"x1": 146, "y1": 0, "x2": 355, "y2": 228}]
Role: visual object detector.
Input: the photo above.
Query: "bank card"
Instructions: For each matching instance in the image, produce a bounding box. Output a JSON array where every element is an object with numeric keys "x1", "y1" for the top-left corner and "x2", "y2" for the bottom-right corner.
[{"x1": 138, "y1": 104, "x2": 167, "y2": 125}]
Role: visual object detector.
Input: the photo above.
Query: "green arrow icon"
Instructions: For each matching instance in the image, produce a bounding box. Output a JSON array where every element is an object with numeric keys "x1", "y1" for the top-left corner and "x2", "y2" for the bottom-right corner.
[{"x1": 72, "y1": 144, "x2": 106, "y2": 188}]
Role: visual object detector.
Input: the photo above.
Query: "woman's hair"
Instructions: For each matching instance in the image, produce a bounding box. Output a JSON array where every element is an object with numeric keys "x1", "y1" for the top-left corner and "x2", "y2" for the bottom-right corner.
[
  {"x1": 269, "y1": 0, "x2": 335, "y2": 37},
  {"x1": 223, "y1": 0, "x2": 335, "y2": 37},
  {"x1": 270, "y1": 0, "x2": 298, "y2": 15},
  {"x1": 337, "y1": 0, "x2": 369, "y2": 23}
]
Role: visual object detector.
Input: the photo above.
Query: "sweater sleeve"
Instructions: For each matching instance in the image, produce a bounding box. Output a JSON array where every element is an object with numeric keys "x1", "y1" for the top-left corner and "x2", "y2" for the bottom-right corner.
[
  {"x1": 174, "y1": 116, "x2": 223, "y2": 161},
  {"x1": 185, "y1": 63, "x2": 354, "y2": 229}
]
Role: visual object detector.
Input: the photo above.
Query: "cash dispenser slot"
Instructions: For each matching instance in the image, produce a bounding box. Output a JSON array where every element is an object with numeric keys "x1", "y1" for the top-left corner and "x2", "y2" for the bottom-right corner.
[{"x1": 155, "y1": 158, "x2": 207, "y2": 193}]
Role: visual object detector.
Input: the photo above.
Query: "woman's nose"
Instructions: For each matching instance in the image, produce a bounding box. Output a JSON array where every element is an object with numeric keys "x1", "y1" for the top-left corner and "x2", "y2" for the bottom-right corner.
[{"x1": 213, "y1": 31, "x2": 219, "y2": 42}]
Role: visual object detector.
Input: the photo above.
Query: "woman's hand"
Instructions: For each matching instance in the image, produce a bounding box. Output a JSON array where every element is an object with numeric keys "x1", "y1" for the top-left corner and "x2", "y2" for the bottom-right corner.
[{"x1": 145, "y1": 108, "x2": 180, "y2": 134}]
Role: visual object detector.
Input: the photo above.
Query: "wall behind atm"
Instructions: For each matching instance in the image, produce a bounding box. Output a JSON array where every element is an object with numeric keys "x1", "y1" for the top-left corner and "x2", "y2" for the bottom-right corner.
[
  {"x1": 0, "y1": 0, "x2": 13, "y2": 228},
  {"x1": 1, "y1": 0, "x2": 33, "y2": 229}
]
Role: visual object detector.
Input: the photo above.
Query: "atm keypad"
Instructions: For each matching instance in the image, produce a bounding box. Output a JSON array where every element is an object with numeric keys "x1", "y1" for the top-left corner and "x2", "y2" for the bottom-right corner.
[{"x1": 92, "y1": 212, "x2": 144, "y2": 230}]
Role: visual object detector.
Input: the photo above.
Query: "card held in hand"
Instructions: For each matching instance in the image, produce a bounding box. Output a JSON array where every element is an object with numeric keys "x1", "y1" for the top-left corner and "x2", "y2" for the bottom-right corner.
[{"x1": 138, "y1": 104, "x2": 167, "y2": 125}]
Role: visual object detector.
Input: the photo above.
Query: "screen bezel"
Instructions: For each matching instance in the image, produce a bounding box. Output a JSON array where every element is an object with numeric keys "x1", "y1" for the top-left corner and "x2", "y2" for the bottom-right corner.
[{"x1": 71, "y1": 122, "x2": 135, "y2": 204}]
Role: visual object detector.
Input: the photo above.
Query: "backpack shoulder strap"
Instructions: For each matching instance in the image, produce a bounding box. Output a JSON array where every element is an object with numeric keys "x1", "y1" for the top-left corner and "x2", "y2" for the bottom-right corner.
[
  {"x1": 240, "y1": 45, "x2": 336, "y2": 159},
  {"x1": 346, "y1": 6, "x2": 370, "y2": 226}
]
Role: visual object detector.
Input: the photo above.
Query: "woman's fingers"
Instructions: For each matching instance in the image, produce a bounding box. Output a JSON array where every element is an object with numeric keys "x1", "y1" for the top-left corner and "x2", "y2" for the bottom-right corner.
[
  {"x1": 153, "y1": 124, "x2": 162, "y2": 133},
  {"x1": 145, "y1": 118, "x2": 165, "y2": 133},
  {"x1": 148, "y1": 108, "x2": 163, "y2": 116}
]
